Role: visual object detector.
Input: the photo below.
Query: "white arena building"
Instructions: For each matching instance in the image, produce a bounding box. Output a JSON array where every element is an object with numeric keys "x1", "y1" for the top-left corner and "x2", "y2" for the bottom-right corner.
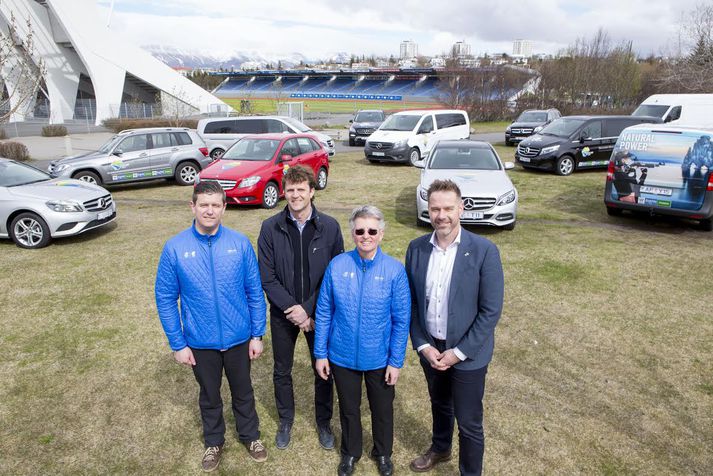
[{"x1": 0, "y1": 0, "x2": 229, "y2": 125}]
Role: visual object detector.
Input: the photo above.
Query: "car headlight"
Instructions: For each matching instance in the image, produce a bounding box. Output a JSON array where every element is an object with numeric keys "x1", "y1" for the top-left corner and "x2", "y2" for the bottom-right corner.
[
  {"x1": 419, "y1": 187, "x2": 428, "y2": 201},
  {"x1": 506, "y1": 127, "x2": 511, "y2": 133},
  {"x1": 238, "y1": 176, "x2": 261, "y2": 188},
  {"x1": 53, "y1": 163, "x2": 70, "y2": 173},
  {"x1": 46, "y1": 200, "x2": 83, "y2": 212},
  {"x1": 349, "y1": 126, "x2": 356, "y2": 132},
  {"x1": 533, "y1": 126, "x2": 543, "y2": 133},
  {"x1": 393, "y1": 139, "x2": 407, "y2": 148},
  {"x1": 496, "y1": 189, "x2": 516, "y2": 206},
  {"x1": 540, "y1": 145, "x2": 560, "y2": 155}
]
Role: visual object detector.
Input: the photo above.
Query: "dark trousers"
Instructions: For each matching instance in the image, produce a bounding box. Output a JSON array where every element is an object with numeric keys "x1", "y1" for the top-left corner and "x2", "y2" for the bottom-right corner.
[
  {"x1": 331, "y1": 363, "x2": 394, "y2": 459},
  {"x1": 191, "y1": 341, "x2": 260, "y2": 447},
  {"x1": 420, "y1": 340, "x2": 488, "y2": 476},
  {"x1": 271, "y1": 315, "x2": 334, "y2": 427}
]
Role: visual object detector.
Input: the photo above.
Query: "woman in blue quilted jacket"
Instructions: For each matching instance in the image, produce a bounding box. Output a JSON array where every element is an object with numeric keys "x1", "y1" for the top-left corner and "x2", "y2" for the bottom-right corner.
[{"x1": 314, "y1": 205, "x2": 411, "y2": 476}]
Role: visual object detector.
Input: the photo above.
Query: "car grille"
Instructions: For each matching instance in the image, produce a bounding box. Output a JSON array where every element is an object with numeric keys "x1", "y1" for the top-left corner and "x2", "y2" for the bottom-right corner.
[
  {"x1": 367, "y1": 141, "x2": 394, "y2": 150},
  {"x1": 510, "y1": 127, "x2": 534, "y2": 135},
  {"x1": 202, "y1": 179, "x2": 237, "y2": 190},
  {"x1": 83, "y1": 194, "x2": 113, "y2": 212},
  {"x1": 517, "y1": 144, "x2": 540, "y2": 158},
  {"x1": 462, "y1": 196, "x2": 496, "y2": 211},
  {"x1": 356, "y1": 128, "x2": 375, "y2": 134}
]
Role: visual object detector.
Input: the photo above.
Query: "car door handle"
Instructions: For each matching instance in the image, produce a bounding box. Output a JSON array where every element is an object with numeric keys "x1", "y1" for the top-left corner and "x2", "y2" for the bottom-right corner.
[
  {"x1": 171, "y1": 148, "x2": 179, "y2": 151},
  {"x1": 139, "y1": 153, "x2": 148, "y2": 157}
]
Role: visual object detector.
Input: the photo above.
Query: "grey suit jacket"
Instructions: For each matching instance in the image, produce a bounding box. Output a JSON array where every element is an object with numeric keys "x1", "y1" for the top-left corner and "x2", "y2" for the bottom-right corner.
[{"x1": 405, "y1": 229, "x2": 504, "y2": 370}]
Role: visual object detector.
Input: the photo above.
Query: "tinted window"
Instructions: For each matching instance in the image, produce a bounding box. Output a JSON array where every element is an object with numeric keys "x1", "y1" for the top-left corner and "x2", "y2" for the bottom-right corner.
[
  {"x1": 666, "y1": 106, "x2": 682, "y2": 122},
  {"x1": 235, "y1": 119, "x2": 267, "y2": 134},
  {"x1": 580, "y1": 121, "x2": 602, "y2": 139},
  {"x1": 517, "y1": 111, "x2": 547, "y2": 122},
  {"x1": 266, "y1": 119, "x2": 290, "y2": 133},
  {"x1": 380, "y1": 114, "x2": 421, "y2": 131},
  {"x1": 539, "y1": 118, "x2": 586, "y2": 138},
  {"x1": 604, "y1": 120, "x2": 629, "y2": 137},
  {"x1": 0, "y1": 161, "x2": 50, "y2": 186},
  {"x1": 222, "y1": 139, "x2": 280, "y2": 161},
  {"x1": 203, "y1": 120, "x2": 236, "y2": 134},
  {"x1": 418, "y1": 115, "x2": 434, "y2": 134},
  {"x1": 632, "y1": 104, "x2": 669, "y2": 118},
  {"x1": 355, "y1": 111, "x2": 384, "y2": 122},
  {"x1": 436, "y1": 113, "x2": 466, "y2": 129},
  {"x1": 172, "y1": 132, "x2": 192, "y2": 146},
  {"x1": 151, "y1": 133, "x2": 172, "y2": 149},
  {"x1": 281, "y1": 139, "x2": 301, "y2": 157},
  {"x1": 296, "y1": 137, "x2": 317, "y2": 154},
  {"x1": 429, "y1": 147, "x2": 500, "y2": 170},
  {"x1": 117, "y1": 134, "x2": 148, "y2": 153}
]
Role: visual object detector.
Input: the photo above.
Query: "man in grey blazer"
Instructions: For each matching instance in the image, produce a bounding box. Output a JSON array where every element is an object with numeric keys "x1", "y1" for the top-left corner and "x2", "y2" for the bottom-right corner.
[{"x1": 405, "y1": 179, "x2": 504, "y2": 476}]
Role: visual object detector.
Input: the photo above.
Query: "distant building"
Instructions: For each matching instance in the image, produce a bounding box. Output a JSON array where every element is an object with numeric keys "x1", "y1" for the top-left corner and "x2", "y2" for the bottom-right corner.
[
  {"x1": 430, "y1": 57, "x2": 446, "y2": 68},
  {"x1": 398, "y1": 58, "x2": 417, "y2": 68},
  {"x1": 350, "y1": 62, "x2": 371, "y2": 70},
  {"x1": 513, "y1": 39, "x2": 533, "y2": 57},
  {"x1": 400, "y1": 40, "x2": 418, "y2": 59},
  {"x1": 452, "y1": 41, "x2": 472, "y2": 58}
]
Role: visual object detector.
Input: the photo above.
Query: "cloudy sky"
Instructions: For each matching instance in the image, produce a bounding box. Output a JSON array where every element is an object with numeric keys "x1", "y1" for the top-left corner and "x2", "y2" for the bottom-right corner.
[{"x1": 97, "y1": 0, "x2": 702, "y2": 59}]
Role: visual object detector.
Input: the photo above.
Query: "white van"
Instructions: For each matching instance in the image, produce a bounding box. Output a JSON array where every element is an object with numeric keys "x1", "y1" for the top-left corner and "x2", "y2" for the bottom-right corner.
[
  {"x1": 196, "y1": 115, "x2": 335, "y2": 160},
  {"x1": 632, "y1": 94, "x2": 713, "y2": 126},
  {"x1": 364, "y1": 109, "x2": 470, "y2": 164}
]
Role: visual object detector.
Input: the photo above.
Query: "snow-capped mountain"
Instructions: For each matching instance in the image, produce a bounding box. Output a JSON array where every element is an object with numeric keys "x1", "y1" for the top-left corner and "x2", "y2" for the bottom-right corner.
[{"x1": 143, "y1": 45, "x2": 321, "y2": 70}]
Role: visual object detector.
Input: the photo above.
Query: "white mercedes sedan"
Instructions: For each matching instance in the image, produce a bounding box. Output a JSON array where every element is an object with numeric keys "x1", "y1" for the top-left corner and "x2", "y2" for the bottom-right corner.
[{"x1": 414, "y1": 140, "x2": 518, "y2": 230}]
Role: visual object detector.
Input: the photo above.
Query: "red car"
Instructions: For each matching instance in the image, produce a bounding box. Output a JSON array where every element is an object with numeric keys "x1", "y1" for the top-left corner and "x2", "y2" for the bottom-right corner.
[{"x1": 197, "y1": 133, "x2": 330, "y2": 208}]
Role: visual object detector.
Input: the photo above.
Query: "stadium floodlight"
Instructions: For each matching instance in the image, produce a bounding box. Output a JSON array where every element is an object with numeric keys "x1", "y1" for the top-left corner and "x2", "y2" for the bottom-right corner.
[
  {"x1": 275, "y1": 76, "x2": 282, "y2": 81},
  {"x1": 388, "y1": 75, "x2": 395, "y2": 81},
  {"x1": 249, "y1": 76, "x2": 256, "y2": 83},
  {"x1": 330, "y1": 75, "x2": 337, "y2": 81},
  {"x1": 302, "y1": 75, "x2": 309, "y2": 81},
  {"x1": 358, "y1": 75, "x2": 365, "y2": 81},
  {"x1": 420, "y1": 75, "x2": 428, "y2": 81}
]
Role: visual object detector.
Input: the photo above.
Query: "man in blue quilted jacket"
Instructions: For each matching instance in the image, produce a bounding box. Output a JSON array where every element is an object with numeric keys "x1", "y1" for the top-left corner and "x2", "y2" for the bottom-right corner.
[
  {"x1": 314, "y1": 205, "x2": 411, "y2": 476},
  {"x1": 155, "y1": 181, "x2": 268, "y2": 472}
]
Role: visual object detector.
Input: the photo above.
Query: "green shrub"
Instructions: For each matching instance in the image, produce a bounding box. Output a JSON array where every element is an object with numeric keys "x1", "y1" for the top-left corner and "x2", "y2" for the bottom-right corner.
[
  {"x1": 41, "y1": 125, "x2": 68, "y2": 137},
  {"x1": 0, "y1": 141, "x2": 30, "y2": 161},
  {"x1": 101, "y1": 118, "x2": 198, "y2": 133}
]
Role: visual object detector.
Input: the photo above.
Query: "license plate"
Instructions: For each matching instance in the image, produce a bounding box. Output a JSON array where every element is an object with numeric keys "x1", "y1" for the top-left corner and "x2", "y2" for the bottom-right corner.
[
  {"x1": 519, "y1": 156, "x2": 531, "y2": 163},
  {"x1": 97, "y1": 209, "x2": 113, "y2": 220},
  {"x1": 372, "y1": 152, "x2": 385, "y2": 157},
  {"x1": 640, "y1": 186, "x2": 672, "y2": 196},
  {"x1": 460, "y1": 211, "x2": 484, "y2": 220}
]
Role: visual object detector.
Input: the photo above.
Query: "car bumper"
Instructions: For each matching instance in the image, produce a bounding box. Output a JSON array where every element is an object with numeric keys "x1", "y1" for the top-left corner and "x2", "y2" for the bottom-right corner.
[
  {"x1": 349, "y1": 132, "x2": 371, "y2": 144},
  {"x1": 604, "y1": 185, "x2": 713, "y2": 220},
  {"x1": 49, "y1": 203, "x2": 117, "y2": 238},
  {"x1": 364, "y1": 143, "x2": 411, "y2": 163},
  {"x1": 515, "y1": 153, "x2": 556, "y2": 170},
  {"x1": 224, "y1": 183, "x2": 269, "y2": 206},
  {"x1": 416, "y1": 189, "x2": 517, "y2": 227}
]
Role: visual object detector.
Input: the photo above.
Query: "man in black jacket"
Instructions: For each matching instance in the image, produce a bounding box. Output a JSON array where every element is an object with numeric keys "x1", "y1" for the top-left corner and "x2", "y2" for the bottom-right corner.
[{"x1": 258, "y1": 165, "x2": 344, "y2": 451}]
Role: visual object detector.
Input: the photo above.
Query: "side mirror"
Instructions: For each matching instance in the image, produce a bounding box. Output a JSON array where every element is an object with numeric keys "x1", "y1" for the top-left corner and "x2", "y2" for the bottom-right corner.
[
  {"x1": 113, "y1": 149, "x2": 123, "y2": 156},
  {"x1": 504, "y1": 162, "x2": 515, "y2": 170},
  {"x1": 413, "y1": 159, "x2": 426, "y2": 168},
  {"x1": 349, "y1": 119, "x2": 354, "y2": 123},
  {"x1": 579, "y1": 135, "x2": 588, "y2": 143}
]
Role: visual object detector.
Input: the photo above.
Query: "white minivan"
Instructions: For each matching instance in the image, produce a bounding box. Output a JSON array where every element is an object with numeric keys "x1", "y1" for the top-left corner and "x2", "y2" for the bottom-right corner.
[
  {"x1": 364, "y1": 109, "x2": 470, "y2": 164},
  {"x1": 632, "y1": 94, "x2": 713, "y2": 126}
]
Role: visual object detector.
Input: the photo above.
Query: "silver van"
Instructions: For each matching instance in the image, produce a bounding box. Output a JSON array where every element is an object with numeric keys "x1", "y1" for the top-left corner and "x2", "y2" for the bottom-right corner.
[
  {"x1": 48, "y1": 127, "x2": 211, "y2": 186},
  {"x1": 197, "y1": 115, "x2": 335, "y2": 160}
]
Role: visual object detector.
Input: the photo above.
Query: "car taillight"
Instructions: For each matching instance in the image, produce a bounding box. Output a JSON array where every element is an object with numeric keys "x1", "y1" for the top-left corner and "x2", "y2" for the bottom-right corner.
[
  {"x1": 199, "y1": 147, "x2": 209, "y2": 157},
  {"x1": 708, "y1": 173, "x2": 713, "y2": 191},
  {"x1": 606, "y1": 160, "x2": 615, "y2": 181}
]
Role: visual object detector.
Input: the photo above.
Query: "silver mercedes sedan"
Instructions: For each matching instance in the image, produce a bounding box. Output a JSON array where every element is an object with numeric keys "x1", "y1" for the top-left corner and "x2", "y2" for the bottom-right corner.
[
  {"x1": 0, "y1": 158, "x2": 116, "y2": 249},
  {"x1": 414, "y1": 140, "x2": 518, "y2": 230}
]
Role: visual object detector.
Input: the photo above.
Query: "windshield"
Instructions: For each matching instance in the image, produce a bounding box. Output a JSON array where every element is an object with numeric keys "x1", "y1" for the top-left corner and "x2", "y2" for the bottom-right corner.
[
  {"x1": 222, "y1": 138, "x2": 281, "y2": 161},
  {"x1": 0, "y1": 161, "x2": 51, "y2": 187},
  {"x1": 632, "y1": 104, "x2": 669, "y2": 118},
  {"x1": 281, "y1": 117, "x2": 311, "y2": 133},
  {"x1": 539, "y1": 118, "x2": 586, "y2": 138},
  {"x1": 98, "y1": 135, "x2": 122, "y2": 153},
  {"x1": 355, "y1": 111, "x2": 384, "y2": 122},
  {"x1": 517, "y1": 111, "x2": 547, "y2": 122},
  {"x1": 429, "y1": 147, "x2": 500, "y2": 170},
  {"x1": 379, "y1": 114, "x2": 420, "y2": 131}
]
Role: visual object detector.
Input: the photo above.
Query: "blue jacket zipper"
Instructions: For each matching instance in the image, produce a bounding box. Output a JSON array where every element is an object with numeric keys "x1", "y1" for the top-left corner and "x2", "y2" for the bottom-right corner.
[{"x1": 208, "y1": 236, "x2": 224, "y2": 348}]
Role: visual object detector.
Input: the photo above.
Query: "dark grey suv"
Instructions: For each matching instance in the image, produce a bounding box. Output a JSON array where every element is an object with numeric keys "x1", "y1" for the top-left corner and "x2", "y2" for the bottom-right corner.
[
  {"x1": 505, "y1": 108, "x2": 561, "y2": 146},
  {"x1": 48, "y1": 127, "x2": 211, "y2": 186},
  {"x1": 348, "y1": 110, "x2": 385, "y2": 146}
]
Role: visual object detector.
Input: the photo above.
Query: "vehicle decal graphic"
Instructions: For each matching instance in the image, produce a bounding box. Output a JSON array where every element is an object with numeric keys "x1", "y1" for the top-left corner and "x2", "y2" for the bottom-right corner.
[
  {"x1": 111, "y1": 168, "x2": 172, "y2": 181},
  {"x1": 581, "y1": 147, "x2": 593, "y2": 158},
  {"x1": 53, "y1": 181, "x2": 82, "y2": 187},
  {"x1": 110, "y1": 160, "x2": 127, "y2": 170},
  {"x1": 221, "y1": 162, "x2": 241, "y2": 169},
  {"x1": 283, "y1": 164, "x2": 290, "y2": 175}
]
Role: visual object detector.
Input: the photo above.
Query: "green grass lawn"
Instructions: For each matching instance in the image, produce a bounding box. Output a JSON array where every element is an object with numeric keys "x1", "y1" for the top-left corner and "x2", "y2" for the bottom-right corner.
[
  {"x1": 1, "y1": 148, "x2": 712, "y2": 475},
  {"x1": 223, "y1": 97, "x2": 442, "y2": 115}
]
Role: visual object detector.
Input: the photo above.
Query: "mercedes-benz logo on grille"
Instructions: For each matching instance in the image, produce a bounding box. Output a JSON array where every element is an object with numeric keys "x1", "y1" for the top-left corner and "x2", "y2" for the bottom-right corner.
[
  {"x1": 463, "y1": 198, "x2": 477, "y2": 210},
  {"x1": 97, "y1": 198, "x2": 105, "y2": 209},
  {"x1": 375, "y1": 143, "x2": 382, "y2": 149},
  {"x1": 526, "y1": 147, "x2": 531, "y2": 154}
]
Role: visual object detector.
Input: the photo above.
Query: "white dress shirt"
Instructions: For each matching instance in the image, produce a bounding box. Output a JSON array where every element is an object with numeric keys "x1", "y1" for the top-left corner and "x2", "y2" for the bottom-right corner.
[{"x1": 417, "y1": 229, "x2": 466, "y2": 361}]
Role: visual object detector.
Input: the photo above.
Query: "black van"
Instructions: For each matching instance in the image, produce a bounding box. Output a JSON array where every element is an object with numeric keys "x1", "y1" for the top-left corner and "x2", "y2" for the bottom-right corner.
[{"x1": 515, "y1": 115, "x2": 661, "y2": 175}]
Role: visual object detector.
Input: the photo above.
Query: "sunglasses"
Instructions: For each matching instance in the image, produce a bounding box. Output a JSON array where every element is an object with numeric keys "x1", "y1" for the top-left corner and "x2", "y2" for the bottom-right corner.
[{"x1": 354, "y1": 228, "x2": 379, "y2": 236}]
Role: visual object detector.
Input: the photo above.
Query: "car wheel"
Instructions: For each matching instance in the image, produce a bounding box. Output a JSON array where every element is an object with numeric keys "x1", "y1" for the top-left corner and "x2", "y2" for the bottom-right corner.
[
  {"x1": 315, "y1": 167, "x2": 328, "y2": 190},
  {"x1": 606, "y1": 206, "x2": 623, "y2": 217},
  {"x1": 349, "y1": 138, "x2": 355, "y2": 146},
  {"x1": 262, "y1": 182, "x2": 279, "y2": 209},
  {"x1": 699, "y1": 218, "x2": 713, "y2": 231},
  {"x1": 503, "y1": 221, "x2": 516, "y2": 231},
  {"x1": 175, "y1": 162, "x2": 199, "y2": 186},
  {"x1": 416, "y1": 216, "x2": 429, "y2": 228},
  {"x1": 555, "y1": 155, "x2": 575, "y2": 176},
  {"x1": 210, "y1": 148, "x2": 225, "y2": 160},
  {"x1": 74, "y1": 170, "x2": 102, "y2": 185},
  {"x1": 9, "y1": 212, "x2": 52, "y2": 249},
  {"x1": 409, "y1": 147, "x2": 420, "y2": 166}
]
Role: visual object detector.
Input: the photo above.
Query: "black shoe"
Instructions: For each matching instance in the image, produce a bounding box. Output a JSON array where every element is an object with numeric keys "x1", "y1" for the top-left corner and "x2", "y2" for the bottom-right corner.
[
  {"x1": 370, "y1": 451, "x2": 394, "y2": 476},
  {"x1": 337, "y1": 455, "x2": 358, "y2": 476},
  {"x1": 318, "y1": 425, "x2": 335, "y2": 450},
  {"x1": 275, "y1": 421, "x2": 292, "y2": 450}
]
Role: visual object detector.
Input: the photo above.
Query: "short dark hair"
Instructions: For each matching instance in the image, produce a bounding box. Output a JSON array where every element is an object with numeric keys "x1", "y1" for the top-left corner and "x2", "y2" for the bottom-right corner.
[
  {"x1": 427, "y1": 179, "x2": 461, "y2": 202},
  {"x1": 192, "y1": 180, "x2": 226, "y2": 204},
  {"x1": 282, "y1": 165, "x2": 316, "y2": 190}
]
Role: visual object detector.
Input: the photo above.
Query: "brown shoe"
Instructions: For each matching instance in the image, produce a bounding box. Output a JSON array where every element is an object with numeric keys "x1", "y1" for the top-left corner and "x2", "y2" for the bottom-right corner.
[
  {"x1": 409, "y1": 446, "x2": 452, "y2": 472},
  {"x1": 201, "y1": 445, "x2": 223, "y2": 472},
  {"x1": 245, "y1": 439, "x2": 268, "y2": 462}
]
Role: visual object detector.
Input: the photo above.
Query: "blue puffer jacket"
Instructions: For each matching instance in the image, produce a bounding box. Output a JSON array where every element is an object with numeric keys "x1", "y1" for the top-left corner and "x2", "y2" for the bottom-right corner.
[
  {"x1": 155, "y1": 224, "x2": 266, "y2": 351},
  {"x1": 314, "y1": 247, "x2": 411, "y2": 371}
]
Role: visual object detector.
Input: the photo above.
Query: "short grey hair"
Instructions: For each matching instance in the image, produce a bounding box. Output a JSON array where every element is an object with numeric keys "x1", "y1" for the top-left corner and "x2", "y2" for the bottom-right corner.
[{"x1": 349, "y1": 205, "x2": 385, "y2": 231}]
